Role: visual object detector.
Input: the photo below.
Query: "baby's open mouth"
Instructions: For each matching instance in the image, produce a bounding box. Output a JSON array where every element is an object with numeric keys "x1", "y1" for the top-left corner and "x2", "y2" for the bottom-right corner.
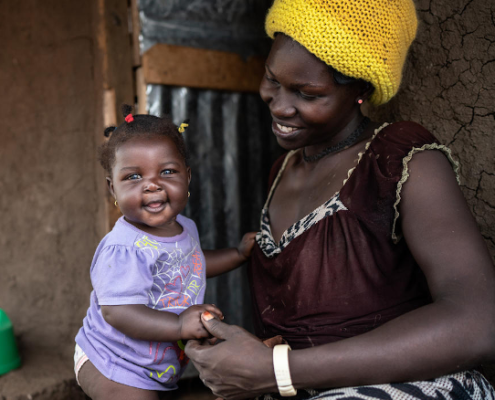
[{"x1": 143, "y1": 201, "x2": 165, "y2": 212}]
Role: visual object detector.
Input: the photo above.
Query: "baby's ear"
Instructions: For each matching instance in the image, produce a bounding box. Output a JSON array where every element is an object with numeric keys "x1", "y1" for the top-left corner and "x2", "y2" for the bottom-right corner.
[{"x1": 106, "y1": 177, "x2": 115, "y2": 196}]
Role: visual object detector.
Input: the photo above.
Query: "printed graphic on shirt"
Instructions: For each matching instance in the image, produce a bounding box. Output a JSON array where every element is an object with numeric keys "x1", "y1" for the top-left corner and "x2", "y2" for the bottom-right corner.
[
  {"x1": 146, "y1": 340, "x2": 188, "y2": 384},
  {"x1": 133, "y1": 233, "x2": 204, "y2": 383},
  {"x1": 134, "y1": 235, "x2": 206, "y2": 311}
]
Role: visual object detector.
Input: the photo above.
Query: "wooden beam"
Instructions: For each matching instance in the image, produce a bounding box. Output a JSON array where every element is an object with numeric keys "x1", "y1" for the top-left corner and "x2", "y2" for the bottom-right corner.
[
  {"x1": 96, "y1": 0, "x2": 134, "y2": 106},
  {"x1": 142, "y1": 43, "x2": 266, "y2": 93},
  {"x1": 135, "y1": 67, "x2": 147, "y2": 114},
  {"x1": 96, "y1": 0, "x2": 135, "y2": 229},
  {"x1": 130, "y1": 0, "x2": 141, "y2": 68}
]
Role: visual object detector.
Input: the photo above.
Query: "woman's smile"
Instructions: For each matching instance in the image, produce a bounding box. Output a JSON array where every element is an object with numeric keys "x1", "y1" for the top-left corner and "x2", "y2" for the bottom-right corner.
[
  {"x1": 260, "y1": 34, "x2": 363, "y2": 152},
  {"x1": 272, "y1": 120, "x2": 302, "y2": 139}
]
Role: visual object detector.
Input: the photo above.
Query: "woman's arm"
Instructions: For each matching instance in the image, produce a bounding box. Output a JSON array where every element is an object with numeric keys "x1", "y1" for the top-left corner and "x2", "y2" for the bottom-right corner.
[
  {"x1": 204, "y1": 232, "x2": 257, "y2": 278},
  {"x1": 186, "y1": 150, "x2": 495, "y2": 399},
  {"x1": 289, "y1": 150, "x2": 495, "y2": 387},
  {"x1": 101, "y1": 303, "x2": 223, "y2": 342}
]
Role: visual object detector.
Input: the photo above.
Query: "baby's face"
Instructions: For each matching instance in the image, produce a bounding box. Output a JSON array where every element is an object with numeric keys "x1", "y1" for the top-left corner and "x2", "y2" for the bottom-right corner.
[{"x1": 108, "y1": 135, "x2": 191, "y2": 236}]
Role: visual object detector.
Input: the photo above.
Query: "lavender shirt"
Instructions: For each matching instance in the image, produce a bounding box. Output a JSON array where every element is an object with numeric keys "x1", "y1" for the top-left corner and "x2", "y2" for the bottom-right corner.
[{"x1": 75, "y1": 215, "x2": 206, "y2": 390}]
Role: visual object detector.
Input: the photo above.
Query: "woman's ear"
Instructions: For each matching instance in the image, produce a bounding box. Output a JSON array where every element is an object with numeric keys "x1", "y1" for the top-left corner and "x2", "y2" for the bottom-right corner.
[
  {"x1": 358, "y1": 82, "x2": 375, "y2": 103},
  {"x1": 187, "y1": 167, "x2": 192, "y2": 185}
]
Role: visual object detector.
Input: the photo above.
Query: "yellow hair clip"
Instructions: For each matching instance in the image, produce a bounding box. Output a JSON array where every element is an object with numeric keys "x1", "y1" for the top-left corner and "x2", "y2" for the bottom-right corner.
[{"x1": 178, "y1": 121, "x2": 189, "y2": 133}]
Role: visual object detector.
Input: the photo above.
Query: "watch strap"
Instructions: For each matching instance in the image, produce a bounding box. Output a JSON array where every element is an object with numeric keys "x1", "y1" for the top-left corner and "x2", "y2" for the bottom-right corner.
[{"x1": 273, "y1": 344, "x2": 297, "y2": 397}]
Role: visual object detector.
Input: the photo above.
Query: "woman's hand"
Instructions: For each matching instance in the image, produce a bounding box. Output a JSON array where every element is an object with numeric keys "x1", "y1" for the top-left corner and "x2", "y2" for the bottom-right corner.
[{"x1": 185, "y1": 313, "x2": 277, "y2": 400}]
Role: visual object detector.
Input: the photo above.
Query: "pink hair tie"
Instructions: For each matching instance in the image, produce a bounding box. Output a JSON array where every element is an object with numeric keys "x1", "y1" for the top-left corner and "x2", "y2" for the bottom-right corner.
[{"x1": 125, "y1": 113, "x2": 134, "y2": 123}]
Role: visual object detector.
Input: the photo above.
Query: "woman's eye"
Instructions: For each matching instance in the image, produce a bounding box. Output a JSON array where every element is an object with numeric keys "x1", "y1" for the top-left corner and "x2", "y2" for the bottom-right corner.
[
  {"x1": 265, "y1": 75, "x2": 279, "y2": 85},
  {"x1": 298, "y1": 91, "x2": 319, "y2": 100},
  {"x1": 126, "y1": 173, "x2": 141, "y2": 180}
]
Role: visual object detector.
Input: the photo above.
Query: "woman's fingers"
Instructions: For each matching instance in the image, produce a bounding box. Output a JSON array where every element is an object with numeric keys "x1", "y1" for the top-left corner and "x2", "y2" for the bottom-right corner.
[
  {"x1": 206, "y1": 336, "x2": 221, "y2": 345},
  {"x1": 185, "y1": 320, "x2": 275, "y2": 399},
  {"x1": 184, "y1": 337, "x2": 208, "y2": 364},
  {"x1": 200, "y1": 312, "x2": 230, "y2": 340}
]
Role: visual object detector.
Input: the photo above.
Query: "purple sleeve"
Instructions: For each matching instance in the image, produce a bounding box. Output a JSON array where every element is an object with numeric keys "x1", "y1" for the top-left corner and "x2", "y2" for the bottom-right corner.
[{"x1": 91, "y1": 245, "x2": 153, "y2": 306}]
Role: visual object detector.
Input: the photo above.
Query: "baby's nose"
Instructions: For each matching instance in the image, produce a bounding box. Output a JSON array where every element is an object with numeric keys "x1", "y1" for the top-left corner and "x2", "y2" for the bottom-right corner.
[{"x1": 144, "y1": 181, "x2": 162, "y2": 192}]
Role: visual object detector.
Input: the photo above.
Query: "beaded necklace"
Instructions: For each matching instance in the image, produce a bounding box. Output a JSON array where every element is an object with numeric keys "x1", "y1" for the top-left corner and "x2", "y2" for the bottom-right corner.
[{"x1": 302, "y1": 117, "x2": 370, "y2": 163}]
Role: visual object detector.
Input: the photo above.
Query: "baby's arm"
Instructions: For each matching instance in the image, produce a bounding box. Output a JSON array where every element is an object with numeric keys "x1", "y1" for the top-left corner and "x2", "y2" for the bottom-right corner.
[
  {"x1": 101, "y1": 304, "x2": 223, "y2": 342},
  {"x1": 204, "y1": 232, "x2": 257, "y2": 278}
]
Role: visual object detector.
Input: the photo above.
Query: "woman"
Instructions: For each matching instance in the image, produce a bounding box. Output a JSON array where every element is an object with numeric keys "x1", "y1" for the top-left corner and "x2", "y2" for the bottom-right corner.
[{"x1": 185, "y1": 0, "x2": 495, "y2": 399}]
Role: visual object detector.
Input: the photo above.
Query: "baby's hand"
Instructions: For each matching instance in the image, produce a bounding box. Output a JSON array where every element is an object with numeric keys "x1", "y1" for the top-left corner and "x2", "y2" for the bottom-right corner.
[
  {"x1": 237, "y1": 232, "x2": 257, "y2": 261},
  {"x1": 178, "y1": 304, "x2": 223, "y2": 340}
]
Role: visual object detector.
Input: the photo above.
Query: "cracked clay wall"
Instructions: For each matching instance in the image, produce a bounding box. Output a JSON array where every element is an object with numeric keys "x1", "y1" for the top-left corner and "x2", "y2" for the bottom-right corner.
[
  {"x1": 371, "y1": 1, "x2": 495, "y2": 379},
  {"x1": 372, "y1": 0, "x2": 495, "y2": 261},
  {"x1": 0, "y1": 0, "x2": 105, "y2": 360}
]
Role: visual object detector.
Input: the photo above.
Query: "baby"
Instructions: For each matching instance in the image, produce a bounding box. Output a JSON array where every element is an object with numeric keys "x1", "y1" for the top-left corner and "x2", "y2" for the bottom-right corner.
[{"x1": 74, "y1": 105, "x2": 255, "y2": 399}]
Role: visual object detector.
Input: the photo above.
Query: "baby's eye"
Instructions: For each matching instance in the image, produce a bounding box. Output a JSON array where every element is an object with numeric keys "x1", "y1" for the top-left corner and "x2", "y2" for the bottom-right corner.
[
  {"x1": 126, "y1": 173, "x2": 141, "y2": 180},
  {"x1": 161, "y1": 169, "x2": 176, "y2": 175}
]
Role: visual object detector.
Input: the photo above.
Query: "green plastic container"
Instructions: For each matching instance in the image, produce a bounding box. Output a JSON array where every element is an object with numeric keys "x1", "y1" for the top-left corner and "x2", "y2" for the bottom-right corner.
[{"x1": 0, "y1": 309, "x2": 21, "y2": 375}]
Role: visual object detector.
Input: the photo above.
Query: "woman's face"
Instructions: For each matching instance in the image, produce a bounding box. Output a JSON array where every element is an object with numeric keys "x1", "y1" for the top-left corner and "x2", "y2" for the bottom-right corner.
[
  {"x1": 259, "y1": 34, "x2": 362, "y2": 152},
  {"x1": 107, "y1": 135, "x2": 191, "y2": 236}
]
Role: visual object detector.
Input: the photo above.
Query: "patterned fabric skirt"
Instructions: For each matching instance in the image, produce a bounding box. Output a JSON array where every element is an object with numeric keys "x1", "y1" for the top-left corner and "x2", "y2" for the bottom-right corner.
[{"x1": 258, "y1": 370, "x2": 495, "y2": 400}]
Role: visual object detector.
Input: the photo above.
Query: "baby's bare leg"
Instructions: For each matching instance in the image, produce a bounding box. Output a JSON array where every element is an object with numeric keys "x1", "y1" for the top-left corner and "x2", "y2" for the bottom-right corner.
[{"x1": 78, "y1": 360, "x2": 159, "y2": 400}]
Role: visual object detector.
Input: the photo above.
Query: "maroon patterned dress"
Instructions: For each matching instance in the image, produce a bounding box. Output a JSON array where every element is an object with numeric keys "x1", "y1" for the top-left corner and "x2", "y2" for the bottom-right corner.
[
  {"x1": 248, "y1": 121, "x2": 459, "y2": 350},
  {"x1": 249, "y1": 124, "x2": 494, "y2": 400}
]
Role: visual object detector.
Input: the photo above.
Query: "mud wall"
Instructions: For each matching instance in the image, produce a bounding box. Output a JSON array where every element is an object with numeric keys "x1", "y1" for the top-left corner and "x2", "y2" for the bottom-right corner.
[
  {"x1": 373, "y1": 0, "x2": 495, "y2": 260},
  {"x1": 370, "y1": 0, "x2": 495, "y2": 378},
  {"x1": 0, "y1": 0, "x2": 105, "y2": 359}
]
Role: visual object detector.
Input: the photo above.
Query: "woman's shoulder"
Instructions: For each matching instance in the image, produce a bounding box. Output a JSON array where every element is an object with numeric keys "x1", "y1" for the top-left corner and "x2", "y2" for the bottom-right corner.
[
  {"x1": 371, "y1": 121, "x2": 440, "y2": 153},
  {"x1": 366, "y1": 121, "x2": 447, "y2": 180}
]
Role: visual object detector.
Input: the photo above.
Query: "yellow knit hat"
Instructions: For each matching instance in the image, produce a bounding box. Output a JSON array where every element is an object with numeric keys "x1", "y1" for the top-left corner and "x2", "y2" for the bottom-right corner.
[{"x1": 265, "y1": 0, "x2": 418, "y2": 105}]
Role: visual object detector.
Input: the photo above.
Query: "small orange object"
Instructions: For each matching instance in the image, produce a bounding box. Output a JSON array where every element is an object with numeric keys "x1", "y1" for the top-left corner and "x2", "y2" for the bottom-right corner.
[{"x1": 202, "y1": 311, "x2": 213, "y2": 321}]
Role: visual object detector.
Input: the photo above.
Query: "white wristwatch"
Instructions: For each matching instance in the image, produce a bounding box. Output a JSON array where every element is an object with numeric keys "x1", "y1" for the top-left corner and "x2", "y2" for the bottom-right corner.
[{"x1": 273, "y1": 344, "x2": 297, "y2": 397}]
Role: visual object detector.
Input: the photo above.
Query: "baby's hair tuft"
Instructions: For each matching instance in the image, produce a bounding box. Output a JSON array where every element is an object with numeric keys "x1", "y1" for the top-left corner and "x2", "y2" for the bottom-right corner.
[
  {"x1": 104, "y1": 127, "x2": 116, "y2": 138},
  {"x1": 121, "y1": 104, "x2": 133, "y2": 117},
  {"x1": 98, "y1": 104, "x2": 189, "y2": 175}
]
